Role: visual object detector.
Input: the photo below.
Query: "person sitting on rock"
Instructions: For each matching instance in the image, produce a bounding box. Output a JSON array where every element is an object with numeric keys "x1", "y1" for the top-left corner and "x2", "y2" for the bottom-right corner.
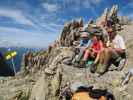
[
  {"x1": 82, "y1": 31, "x2": 104, "y2": 68},
  {"x1": 94, "y1": 27, "x2": 126, "y2": 75},
  {"x1": 107, "y1": 27, "x2": 126, "y2": 70},
  {"x1": 72, "y1": 32, "x2": 92, "y2": 65}
]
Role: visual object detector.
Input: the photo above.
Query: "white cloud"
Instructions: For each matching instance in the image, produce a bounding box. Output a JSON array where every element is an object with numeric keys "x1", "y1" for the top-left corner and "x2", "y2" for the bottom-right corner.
[
  {"x1": 49, "y1": 23, "x2": 63, "y2": 28},
  {"x1": 64, "y1": 0, "x2": 101, "y2": 9},
  {"x1": 83, "y1": 0, "x2": 101, "y2": 8},
  {"x1": 126, "y1": 1, "x2": 133, "y2": 8},
  {"x1": 55, "y1": 0, "x2": 102, "y2": 13},
  {"x1": 0, "y1": 26, "x2": 41, "y2": 37},
  {"x1": 120, "y1": 1, "x2": 133, "y2": 12},
  {"x1": 93, "y1": 0, "x2": 101, "y2": 4},
  {"x1": 0, "y1": 8, "x2": 58, "y2": 32},
  {"x1": 41, "y1": 22, "x2": 63, "y2": 32},
  {"x1": 42, "y1": 3, "x2": 59, "y2": 12},
  {"x1": 0, "y1": 26, "x2": 58, "y2": 47},
  {"x1": 0, "y1": 8, "x2": 34, "y2": 26}
]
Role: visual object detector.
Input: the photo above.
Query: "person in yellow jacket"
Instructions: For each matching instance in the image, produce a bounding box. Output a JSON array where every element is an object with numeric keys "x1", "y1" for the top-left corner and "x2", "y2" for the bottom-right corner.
[{"x1": 5, "y1": 48, "x2": 17, "y2": 75}]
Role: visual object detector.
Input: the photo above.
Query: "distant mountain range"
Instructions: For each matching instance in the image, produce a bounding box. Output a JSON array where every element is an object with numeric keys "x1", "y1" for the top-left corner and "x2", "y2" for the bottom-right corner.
[{"x1": 0, "y1": 47, "x2": 45, "y2": 76}]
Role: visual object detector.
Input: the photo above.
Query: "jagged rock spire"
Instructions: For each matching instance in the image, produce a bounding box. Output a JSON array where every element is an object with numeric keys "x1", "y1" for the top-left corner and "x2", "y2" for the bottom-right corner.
[{"x1": 59, "y1": 18, "x2": 83, "y2": 47}]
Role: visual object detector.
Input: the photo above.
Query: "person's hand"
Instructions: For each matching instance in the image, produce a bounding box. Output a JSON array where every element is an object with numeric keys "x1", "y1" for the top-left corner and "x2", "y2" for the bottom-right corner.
[
  {"x1": 88, "y1": 47, "x2": 93, "y2": 51},
  {"x1": 106, "y1": 41, "x2": 110, "y2": 47},
  {"x1": 90, "y1": 51, "x2": 95, "y2": 57},
  {"x1": 109, "y1": 43, "x2": 115, "y2": 48}
]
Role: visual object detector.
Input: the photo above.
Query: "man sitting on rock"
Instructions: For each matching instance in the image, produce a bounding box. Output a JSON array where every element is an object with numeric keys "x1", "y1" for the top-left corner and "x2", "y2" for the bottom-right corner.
[
  {"x1": 95, "y1": 27, "x2": 126, "y2": 75},
  {"x1": 107, "y1": 27, "x2": 126, "y2": 70}
]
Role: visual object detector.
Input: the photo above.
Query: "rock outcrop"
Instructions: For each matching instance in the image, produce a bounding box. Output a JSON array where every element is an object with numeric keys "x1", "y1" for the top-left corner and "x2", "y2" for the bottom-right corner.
[
  {"x1": 59, "y1": 18, "x2": 83, "y2": 47},
  {"x1": 119, "y1": 16, "x2": 132, "y2": 25},
  {"x1": 0, "y1": 5, "x2": 133, "y2": 100}
]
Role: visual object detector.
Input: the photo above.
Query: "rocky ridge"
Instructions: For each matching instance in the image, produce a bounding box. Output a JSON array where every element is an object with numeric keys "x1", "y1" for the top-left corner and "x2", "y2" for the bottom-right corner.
[{"x1": 0, "y1": 5, "x2": 133, "y2": 100}]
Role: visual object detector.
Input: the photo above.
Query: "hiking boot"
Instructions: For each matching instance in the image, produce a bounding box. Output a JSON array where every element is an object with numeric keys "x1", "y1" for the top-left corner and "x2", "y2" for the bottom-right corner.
[
  {"x1": 96, "y1": 64, "x2": 108, "y2": 75},
  {"x1": 90, "y1": 63, "x2": 97, "y2": 73},
  {"x1": 73, "y1": 62, "x2": 80, "y2": 67},
  {"x1": 80, "y1": 60, "x2": 86, "y2": 68},
  {"x1": 117, "y1": 59, "x2": 125, "y2": 71}
]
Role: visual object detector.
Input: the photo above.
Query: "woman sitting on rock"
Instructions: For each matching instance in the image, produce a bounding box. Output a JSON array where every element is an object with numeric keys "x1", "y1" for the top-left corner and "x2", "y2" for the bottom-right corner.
[{"x1": 82, "y1": 30, "x2": 104, "y2": 68}]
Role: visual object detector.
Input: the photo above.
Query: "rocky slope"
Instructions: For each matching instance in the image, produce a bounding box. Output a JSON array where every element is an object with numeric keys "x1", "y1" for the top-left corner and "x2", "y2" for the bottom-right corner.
[{"x1": 0, "y1": 5, "x2": 133, "y2": 100}]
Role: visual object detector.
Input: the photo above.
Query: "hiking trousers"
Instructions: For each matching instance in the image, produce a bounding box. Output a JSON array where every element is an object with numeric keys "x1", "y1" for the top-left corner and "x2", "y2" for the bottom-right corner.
[{"x1": 75, "y1": 47, "x2": 86, "y2": 62}]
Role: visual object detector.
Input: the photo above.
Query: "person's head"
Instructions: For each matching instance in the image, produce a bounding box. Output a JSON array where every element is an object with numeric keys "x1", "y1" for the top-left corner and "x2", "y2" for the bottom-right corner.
[
  {"x1": 80, "y1": 32, "x2": 89, "y2": 40},
  {"x1": 92, "y1": 35, "x2": 98, "y2": 43},
  {"x1": 92, "y1": 31, "x2": 103, "y2": 42},
  {"x1": 106, "y1": 19, "x2": 114, "y2": 28},
  {"x1": 107, "y1": 27, "x2": 116, "y2": 40}
]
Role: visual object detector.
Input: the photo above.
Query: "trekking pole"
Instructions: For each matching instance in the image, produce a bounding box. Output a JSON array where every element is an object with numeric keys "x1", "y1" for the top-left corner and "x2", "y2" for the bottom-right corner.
[
  {"x1": 85, "y1": 67, "x2": 87, "y2": 79},
  {"x1": 85, "y1": 66, "x2": 89, "y2": 79},
  {"x1": 11, "y1": 57, "x2": 16, "y2": 75}
]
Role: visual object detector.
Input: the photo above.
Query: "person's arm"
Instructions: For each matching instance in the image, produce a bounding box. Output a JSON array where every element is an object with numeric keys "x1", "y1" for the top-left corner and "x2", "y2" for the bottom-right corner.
[
  {"x1": 86, "y1": 40, "x2": 92, "y2": 48},
  {"x1": 92, "y1": 41, "x2": 104, "y2": 53},
  {"x1": 114, "y1": 48, "x2": 125, "y2": 53},
  {"x1": 99, "y1": 41, "x2": 104, "y2": 51},
  {"x1": 109, "y1": 42, "x2": 115, "y2": 48},
  {"x1": 77, "y1": 40, "x2": 83, "y2": 48},
  {"x1": 115, "y1": 36, "x2": 126, "y2": 53}
]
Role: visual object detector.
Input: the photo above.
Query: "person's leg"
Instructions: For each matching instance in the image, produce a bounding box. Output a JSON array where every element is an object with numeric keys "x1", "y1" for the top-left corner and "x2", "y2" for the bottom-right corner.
[
  {"x1": 75, "y1": 48, "x2": 85, "y2": 62},
  {"x1": 98, "y1": 49, "x2": 105, "y2": 64},
  {"x1": 116, "y1": 51, "x2": 126, "y2": 59},
  {"x1": 93, "y1": 52, "x2": 100, "y2": 64},
  {"x1": 98, "y1": 48, "x2": 112, "y2": 66},
  {"x1": 103, "y1": 48, "x2": 112, "y2": 65},
  {"x1": 95, "y1": 48, "x2": 112, "y2": 75},
  {"x1": 107, "y1": 48, "x2": 126, "y2": 70},
  {"x1": 83, "y1": 49, "x2": 90, "y2": 61},
  {"x1": 90, "y1": 52, "x2": 100, "y2": 74},
  {"x1": 104, "y1": 47, "x2": 122, "y2": 66},
  {"x1": 109, "y1": 48, "x2": 122, "y2": 63}
]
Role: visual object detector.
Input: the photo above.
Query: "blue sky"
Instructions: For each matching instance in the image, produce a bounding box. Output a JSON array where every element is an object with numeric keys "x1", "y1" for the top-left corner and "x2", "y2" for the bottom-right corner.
[{"x1": 0, "y1": 0, "x2": 133, "y2": 47}]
